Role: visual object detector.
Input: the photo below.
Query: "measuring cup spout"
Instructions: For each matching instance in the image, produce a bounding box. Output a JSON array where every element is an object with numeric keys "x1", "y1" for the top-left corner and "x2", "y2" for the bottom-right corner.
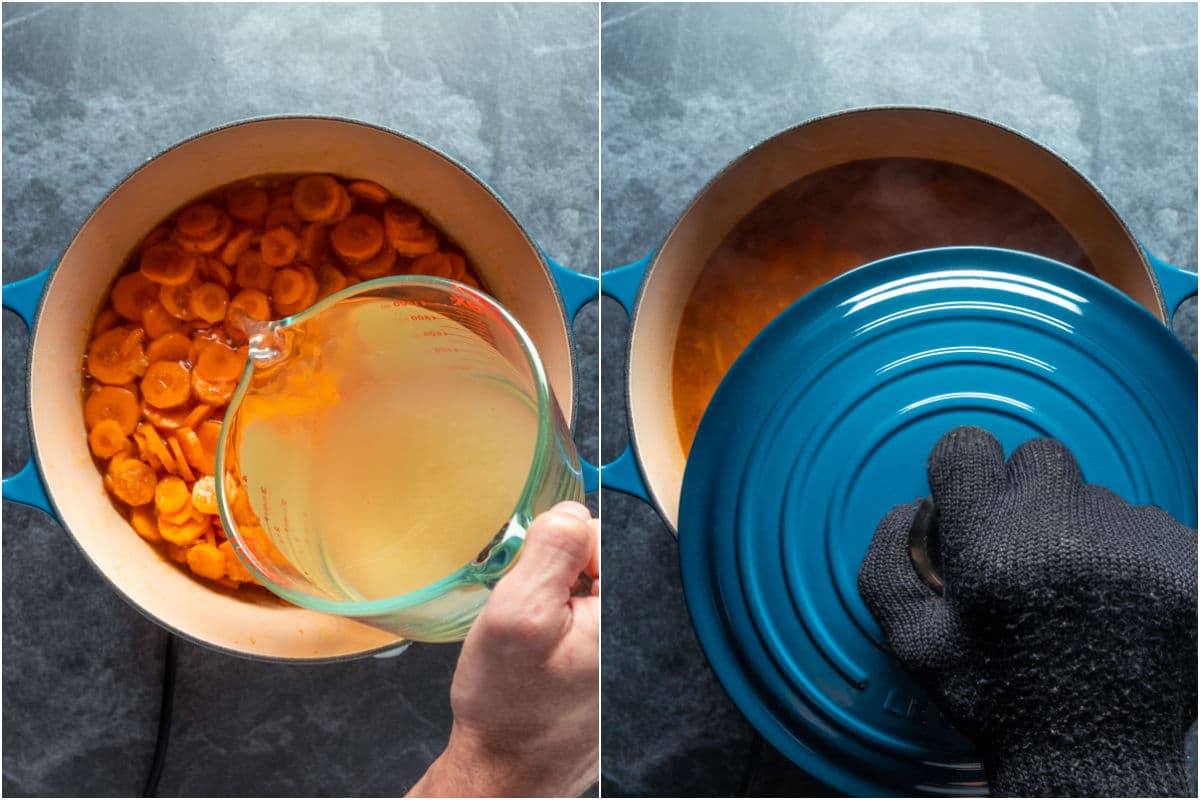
[{"x1": 231, "y1": 310, "x2": 292, "y2": 369}]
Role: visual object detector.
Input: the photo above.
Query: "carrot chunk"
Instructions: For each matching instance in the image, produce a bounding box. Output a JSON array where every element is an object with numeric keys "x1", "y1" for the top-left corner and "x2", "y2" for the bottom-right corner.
[
  {"x1": 189, "y1": 282, "x2": 230, "y2": 324},
  {"x1": 187, "y1": 542, "x2": 226, "y2": 580},
  {"x1": 260, "y1": 227, "x2": 300, "y2": 267},
  {"x1": 176, "y1": 203, "x2": 222, "y2": 239},
  {"x1": 227, "y1": 186, "x2": 269, "y2": 222},
  {"x1": 108, "y1": 457, "x2": 157, "y2": 506},
  {"x1": 84, "y1": 385, "x2": 139, "y2": 434},
  {"x1": 87, "y1": 328, "x2": 148, "y2": 385},
  {"x1": 293, "y1": 175, "x2": 342, "y2": 222},
  {"x1": 141, "y1": 242, "x2": 198, "y2": 286},
  {"x1": 235, "y1": 250, "x2": 274, "y2": 291},
  {"x1": 111, "y1": 272, "x2": 162, "y2": 322},
  {"x1": 146, "y1": 332, "x2": 191, "y2": 363},
  {"x1": 331, "y1": 214, "x2": 384, "y2": 263},
  {"x1": 347, "y1": 180, "x2": 390, "y2": 205},
  {"x1": 141, "y1": 361, "x2": 192, "y2": 409},
  {"x1": 195, "y1": 341, "x2": 247, "y2": 383},
  {"x1": 89, "y1": 419, "x2": 129, "y2": 459},
  {"x1": 220, "y1": 227, "x2": 254, "y2": 266},
  {"x1": 228, "y1": 289, "x2": 272, "y2": 322},
  {"x1": 352, "y1": 243, "x2": 398, "y2": 279},
  {"x1": 130, "y1": 506, "x2": 161, "y2": 542},
  {"x1": 154, "y1": 476, "x2": 190, "y2": 515}
]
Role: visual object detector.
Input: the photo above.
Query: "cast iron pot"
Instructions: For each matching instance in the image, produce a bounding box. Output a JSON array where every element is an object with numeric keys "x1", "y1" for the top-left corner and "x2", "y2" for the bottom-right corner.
[
  {"x1": 2, "y1": 116, "x2": 598, "y2": 662},
  {"x1": 600, "y1": 107, "x2": 1198, "y2": 528}
]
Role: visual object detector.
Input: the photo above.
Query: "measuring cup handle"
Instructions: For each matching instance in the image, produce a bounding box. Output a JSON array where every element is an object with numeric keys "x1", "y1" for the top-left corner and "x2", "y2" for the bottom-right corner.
[
  {"x1": 1143, "y1": 247, "x2": 1197, "y2": 324},
  {"x1": 3, "y1": 266, "x2": 55, "y2": 516},
  {"x1": 543, "y1": 252, "x2": 599, "y2": 322}
]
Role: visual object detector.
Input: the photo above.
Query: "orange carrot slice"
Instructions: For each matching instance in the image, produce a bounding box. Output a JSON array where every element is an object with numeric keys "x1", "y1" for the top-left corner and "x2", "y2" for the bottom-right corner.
[
  {"x1": 159, "y1": 499, "x2": 196, "y2": 525},
  {"x1": 84, "y1": 385, "x2": 139, "y2": 434},
  {"x1": 391, "y1": 224, "x2": 439, "y2": 257},
  {"x1": 228, "y1": 186, "x2": 269, "y2": 222},
  {"x1": 299, "y1": 222, "x2": 329, "y2": 264},
  {"x1": 176, "y1": 204, "x2": 222, "y2": 238},
  {"x1": 142, "y1": 303, "x2": 181, "y2": 338},
  {"x1": 159, "y1": 515, "x2": 208, "y2": 547},
  {"x1": 263, "y1": 207, "x2": 302, "y2": 233},
  {"x1": 176, "y1": 426, "x2": 211, "y2": 475},
  {"x1": 195, "y1": 341, "x2": 247, "y2": 383},
  {"x1": 189, "y1": 282, "x2": 230, "y2": 324},
  {"x1": 220, "y1": 227, "x2": 254, "y2": 267},
  {"x1": 383, "y1": 202, "x2": 423, "y2": 245},
  {"x1": 198, "y1": 421, "x2": 222, "y2": 471},
  {"x1": 228, "y1": 289, "x2": 272, "y2": 322},
  {"x1": 87, "y1": 328, "x2": 148, "y2": 385},
  {"x1": 140, "y1": 242, "x2": 198, "y2": 286},
  {"x1": 270, "y1": 267, "x2": 308, "y2": 306},
  {"x1": 220, "y1": 540, "x2": 255, "y2": 583},
  {"x1": 141, "y1": 361, "x2": 191, "y2": 409},
  {"x1": 154, "y1": 476, "x2": 190, "y2": 515},
  {"x1": 316, "y1": 265, "x2": 348, "y2": 299},
  {"x1": 168, "y1": 436, "x2": 196, "y2": 482},
  {"x1": 271, "y1": 266, "x2": 318, "y2": 317},
  {"x1": 130, "y1": 505, "x2": 161, "y2": 542},
  {"x1": 108, "y1": 457, "x2": 157, "y2": 506},
  {"x1": 234, "y1": 250, "x2": 274, "y2": 291},
  {"x1": 141, "y1": 402, "x2": 190, "y2": 432},
  {"x1": 184, "y1": 404, "x2": 212, "y2": 430},
  {"x1": 331, "y1": 214, "x2": 384, "y2": 263},
  {"x1": 412, "y1": 251, "x2": 465, "y2": 280},
  {"x1": 174, "y1": 211, "x2": 232, "y2": 254},
  {"x1": 111, "y1": 272, "x2": 163, "y2": 322},
  {"x1": 159, "y1": 279, "x2": 200, "y2": 320},
  {"x1": 187, "y1": 542, "x2": 226, "y2": 580},
  {"x1": 260, "y1": 227, "x2": 300, "y2": 267},
  {"x1": 88, "y1": 419, "x2": 128, "y2": 459},
  {"x1": 293, "y1": 175, "x2": 341, "y2": 222},
  {"x1": 191, "y1": 476, "x2": 218, "y2": 514},
  {"x1": 328, "y1": 184, "x2": 352, "y2": 224},
  {"x1": 352, "y1": 243, "x2": 398, "y2": 279},
  {"x1": 192, "y1": 372, "x2": 236, "y2": 405},
  {"x1": 139, "y1": 423, "x2": 177, "y2": 474},
  {"x1": 347, "y1": 180, "x2": 390, "y2": 205},
  {"x1": 92, "y1": 308, "x2": 122, "y2": 336},
  {"x1": 146, "y1": 332, "x2": 191, "y2": 364}
]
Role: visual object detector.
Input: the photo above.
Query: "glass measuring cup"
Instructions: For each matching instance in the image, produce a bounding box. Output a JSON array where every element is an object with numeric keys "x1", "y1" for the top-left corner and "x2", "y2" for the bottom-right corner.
[{"x1": 215, "y1": 277, "x2": 584, "y2": 643}]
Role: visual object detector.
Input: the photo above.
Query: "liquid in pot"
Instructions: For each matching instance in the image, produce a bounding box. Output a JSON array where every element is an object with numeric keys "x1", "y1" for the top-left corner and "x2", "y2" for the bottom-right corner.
[{"x1": 671, "y1": 158, "x2": 1095, "y2": 453}]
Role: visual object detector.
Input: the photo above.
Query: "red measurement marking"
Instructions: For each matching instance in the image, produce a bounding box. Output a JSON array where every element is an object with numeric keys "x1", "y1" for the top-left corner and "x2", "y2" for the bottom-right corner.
[
  {"x1": 391, "y1": 299, "x2": 422, "y2": 307},
  {"x1": 422, "y1": 330, "x2": 450, "y2": 337},
  {"x1": 433, "y1": 346, "x2": 461, "y2": 353},
  {"x1": 410, "y1": 314, "x2": 437, "y2": 321}
]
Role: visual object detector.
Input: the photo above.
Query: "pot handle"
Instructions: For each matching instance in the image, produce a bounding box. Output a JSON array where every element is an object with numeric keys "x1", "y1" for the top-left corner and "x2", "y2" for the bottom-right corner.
[
  {"x1": 2, "y1": 267, "x2": 54, "y2": 515},
  {"x1": 543, "y1": 252, "x2": 601, "y2": 494},
  {"x1": 593, "y1": 254, "x2": 655, "y2": 503},
  {"x1": 1143, "y1": 248, "x2": 1198, "y2": 323}
]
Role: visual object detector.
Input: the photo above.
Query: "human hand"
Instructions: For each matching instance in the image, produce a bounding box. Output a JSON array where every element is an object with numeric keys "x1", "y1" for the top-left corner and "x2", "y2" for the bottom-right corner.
[
  {"x1": 409, "y1": 501, "x2": 599, "y2": 798},
  {"x1": 858, "y1": 426, "x2": 1196, "y2": 797}
]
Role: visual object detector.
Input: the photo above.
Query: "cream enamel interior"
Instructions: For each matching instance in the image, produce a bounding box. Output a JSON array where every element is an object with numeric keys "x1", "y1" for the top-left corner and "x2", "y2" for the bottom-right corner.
[
  {"x1": 629, "y1": 108, "x2": 1160, "y2": 530},
  {"x1": 31, "y1": 117, "x2": 575, "y2": 660}
]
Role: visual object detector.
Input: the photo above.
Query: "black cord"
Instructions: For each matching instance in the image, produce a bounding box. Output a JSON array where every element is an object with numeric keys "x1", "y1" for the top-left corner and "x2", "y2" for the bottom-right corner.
[
  {"x1": 142, "y1": 633, "x2": 178, "y2": 798},
  {"x1": 737, "y1": 730, "x2": 765, "y2": 797}
]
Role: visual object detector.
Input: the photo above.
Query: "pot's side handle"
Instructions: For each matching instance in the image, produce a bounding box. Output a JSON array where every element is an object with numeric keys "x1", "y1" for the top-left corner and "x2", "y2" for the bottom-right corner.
[
  {"x1": 2, "y1": 267, "x2": 54, "y2": 516},
  {"x1": 1143, "y1": 248, "x2": 1198, "y2": 323},
  {"x1": 543, "y1": 252, "x2": 601, "y2": 494},
  {"x1": 597, "y1": 254, "x2": 654, "y2": 503}
]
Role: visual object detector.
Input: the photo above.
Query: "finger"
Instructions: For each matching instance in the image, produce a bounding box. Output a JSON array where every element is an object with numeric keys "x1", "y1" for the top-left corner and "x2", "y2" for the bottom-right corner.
[
  {"x1": 858, "y1": 501, "x2": 960, "y2": 677},
  {"x1": 505, "y1": 502, "x2": 596, "y2": 599},
  {"x1": 1005, "y1": 437, "x2": 1083, "y2": 501},
  {"x1": 926, "y1": 425, "x2": 1006, "y2": 536},
  {"x1": 585, "y1": 518, "x2": 600, "y2": 581}
]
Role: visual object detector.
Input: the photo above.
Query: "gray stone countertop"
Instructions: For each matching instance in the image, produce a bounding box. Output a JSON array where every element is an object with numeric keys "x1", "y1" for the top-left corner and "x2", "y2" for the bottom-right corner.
[
  {"x1": 2, "y1": 4, "x2": 597, "y2": 797},
  {"x1": 599, "y1": 3, "x2": 1197, "y2": 797}
]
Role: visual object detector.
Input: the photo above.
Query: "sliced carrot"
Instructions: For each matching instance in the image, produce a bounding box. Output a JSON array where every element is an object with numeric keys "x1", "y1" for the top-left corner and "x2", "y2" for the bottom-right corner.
[
  {"x1": 235, "y1": 250, "x2": 274, "y2": 291},
  {"x1": 174, "y1": 211, "x2": 232, "y2": 254},
  {"x1": 208, "y1": 258, "x2": 234, "y2": 288},
  {"x1": 159, "y1": 498, "x2": 196, "y2": 525},
  {"x1": 228, "y1": 289, "x2": 272, "y2": 322},
  {"x1": 84, "y1": 385, "x2": 139, "y2": 434},
  {"x1": 220, "y1": 227, "x2": 254, "y2": 267},
  {"x1": 189, "y1": 282, "x2": 230, "y2": 324},
  {"x1": 192, "y1": 372, "x2": 236, "y2": 405},
  {"x1": 352, "y1": 243, "x2": 398, "y2": 279},
  {"x1": 87, "y1": 328, "x2": 148, "y2": 385},
  {"x1": 292, "y1": 175, "x2": 341, "y2": 222},
  {"x1": 198, "y1": 421, "x2": 222, "y2": 470},
  {"x1": 176, "y1": 427, "x2": 211, "y2": 475},
  {"x1": 299, "y1": 222, "x2": 329, "y2": 264},
  {"x1": 142, "y1": 402, "x2": 190, "y2": 432},
  {"x1": 390, "y1": 223, "x2": 439, "y2": 257},
  {"x1": 328, "y1": 183, "x2": 353, "y2": 224},
  {"x1": 316, "y1": 265, "x2": 348, "y2": 299},
  {"x1": 108, "y1": 457, "x2": 157, "y2": 506},
  {"x1": 159, "y1": 280, "x2": 198, "y2": 320},
  {"x1": 412, "y1": 251, "x2": 464, "y2": 280},
  {"x1": 141, "y1": 224, "x2": 171, "y2": 252},
  {"x1": 331, "y1": 214, "x2": 384, "y2": 263},
  {"x1": 184, "y1": 404, "x2": 212, "y2": 430},
  {"x1": 347, "y1": 179, "x2": 390, "y2": 205},
  {"x1": 146, "y1": 332, "x2": 191, "y2": 363},
  {"x1": 109, "y1": 436, "x2": 137, "y2": 462},
  {"x1": 159, "y1": 515, "x2": 208, "y2": 547},
  {"x1": 130, "y1": 505, "x2": 161, "y2": 542},
  {"x1": 142, "y1": 303, "x2": 183, "y2": 339},
  {"x1": 196, "y1": 341, "x2": 247, "y2": 383},
  {"x1": 383, "y1": 202, "x2": 423, "y2": 243},
  {"x1": 176, "y1": 203, "x2": 222, "y2": 238},
  {"x1": 220, "y1": 540, "x2": 255, "y2": 583},
  {"x1": 191, "y1": 475, "x2": 218, "y2": 514},
  {"x1": 88, "y1": 419, "x2": 128, "y2": 459},
  {"x1": 154, "y1": 476, "x2": 190, "y2": 515},
  {"x1": 111, "y1": 272, "x2": 162, "y2": 322},
  {"x1": 260, "y1": 227, "x2": 300, "y2": 267},
  {"x1": 187, "y1": 542, "x2": 226, "y2": 580},
  {"x1": 271, "y1": 267, "x2": 318, "y2": 317},
  {"x1": 92, "y1": 308, "x2": 122, "y2": 336},
  {"x1": 263, "y1": 207, "x2": 302, "y2": 233},
  {"x1": 228, "y1": 186, "x2": 269, "y2": 223},
  {"x1": 187, "y1": 330, "x2": 225, "y2": 365},
  {"x1": 141, "y1": 361, "x2": 192, "y2": 409},
  {"x1": 140, "y1": 242, "x2": 198, "y2": 286},
  {"x1": 270, "y1": 267, "x2": 308, "y2": 306},
  {"x1": 139, "y1": 423, "x2": 177, "y2": 474},
  {"x1": 168, "y1": 436, "x2": 196, "y2": 482}
]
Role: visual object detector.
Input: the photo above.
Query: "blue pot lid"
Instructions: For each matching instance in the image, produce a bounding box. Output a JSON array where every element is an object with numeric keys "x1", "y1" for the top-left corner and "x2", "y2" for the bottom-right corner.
[{"x1": 679, "y1": 246, "x2": 1197, "y2": 796}]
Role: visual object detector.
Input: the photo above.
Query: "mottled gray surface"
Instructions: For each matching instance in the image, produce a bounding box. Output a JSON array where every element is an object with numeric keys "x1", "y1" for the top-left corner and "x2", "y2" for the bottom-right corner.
[
  {"x1": 600, "y1": 3, "x2": 1197, "y2": 797},
  {"x1": 3, "y1": 4, "x2": 597, "y2": 797}
]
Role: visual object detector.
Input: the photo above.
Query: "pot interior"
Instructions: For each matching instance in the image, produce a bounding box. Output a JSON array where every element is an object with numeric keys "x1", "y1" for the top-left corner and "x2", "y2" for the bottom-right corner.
[
  {"x1": 631, "y1": 108, "x2": 1157, "y2": 529},
  {"x1": 30, "y1": 117, "x2": 574, "y2": 660}
]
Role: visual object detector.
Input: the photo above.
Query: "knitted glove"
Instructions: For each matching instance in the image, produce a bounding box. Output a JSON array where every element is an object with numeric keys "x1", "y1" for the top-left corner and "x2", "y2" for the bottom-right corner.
[{"x1": 858, "y1": 425, "x2": 1197, "y2": 797}]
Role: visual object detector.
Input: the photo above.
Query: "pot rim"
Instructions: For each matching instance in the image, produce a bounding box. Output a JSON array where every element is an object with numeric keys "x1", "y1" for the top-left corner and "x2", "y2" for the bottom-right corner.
[
  {"x1": 622, "y1": 104, "x2": 1166, "y2": 533},
  {"x1": 21, "y1": 113, "x2": 577, "y2": 662}
]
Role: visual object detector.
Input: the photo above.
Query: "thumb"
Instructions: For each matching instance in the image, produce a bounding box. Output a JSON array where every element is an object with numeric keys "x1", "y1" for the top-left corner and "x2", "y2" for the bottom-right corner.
[{"x1": 502, "y1": 502, "x2": 596, "y2": 601}]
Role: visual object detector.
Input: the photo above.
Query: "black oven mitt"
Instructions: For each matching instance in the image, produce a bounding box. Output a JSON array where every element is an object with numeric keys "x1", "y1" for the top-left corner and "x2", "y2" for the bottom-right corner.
[{"x1": 858, "y1": 425, "x2": 1197, "y2": 797}]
